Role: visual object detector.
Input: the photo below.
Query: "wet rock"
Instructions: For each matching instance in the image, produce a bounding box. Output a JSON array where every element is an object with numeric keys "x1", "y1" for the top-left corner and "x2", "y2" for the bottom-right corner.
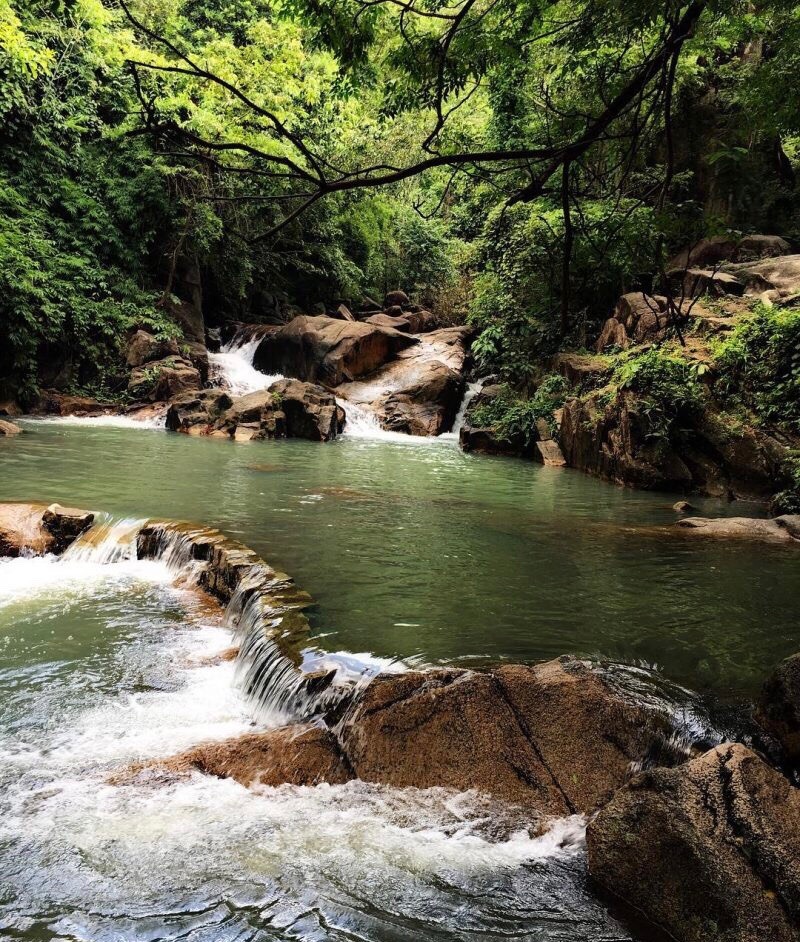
[
  {"x1": 459, "y1": 426, "x2": 528, "y2": 456},
  {"x1": 165, "y1": 389, "x2": 234, "y2": 434},
  {"x1": 675, "y1": 515, "x2": 800, "y2": 544},
  {"x1": 756, "y1": 654, "x2": 800, "y2": 764},
  {"x1": 377, "y1": 361, "x2": 465, "y2": 436},
  {"x1": 0, "y1": 501, "x2": 93, "y2": 557},
  {"x1": 534, "y1": 439, "x2": 566, "y2": 466},
  {"x1": 341, "y1": 657, "x2": 670, "y2": 815},
  {"x1": 0, "y1": 419, "x2": 22, "y2": 435},
  {"x1": 673, "y1": 500, "x2": 696, "y2": 513},
  {"x1": 194, "y1": 380, "x2": 342, "y2": 442},
  {"x1": 125, "y1": 330, "x2": 180, "y2": 368},
  {"x1": 587, "y1": 743, "x2": 800, "y2": 942},
  {"x1": 384, "y1": 289, "x2": 410, "y2": 309},
  {"x1": 253, "y1": 315, "x2": 417, "y2": 387},
  {"x1": 116, "y1": 725, "x2": 352, "y2": 788},
  {"x1": 128, "y1": 356, "x2": 202, "y2": 402},
  {"x1": 338, "y1": 326, "x2": 470, "y2": 437},
  {"x1": 0, "y1": 399, "x2": 22, "y2": 417},
  {"x1": 41, "y1": 503, "x2": 95, "y2": 553}
]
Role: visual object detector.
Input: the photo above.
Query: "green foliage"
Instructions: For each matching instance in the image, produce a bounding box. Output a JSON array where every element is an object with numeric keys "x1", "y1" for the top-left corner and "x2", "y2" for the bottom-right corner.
[
  {"x1": 771, "y1": 456, "x2": 800, "y2": 515},
  {"x1": 470, "y1": 373, "x2": 568, "y2": 447},
  {"x1": 711, "y1": 303, "x2": 800, "y2": 434},
  {"x1": 612, "y1": 347, "x2": 704, "y2": 440}
]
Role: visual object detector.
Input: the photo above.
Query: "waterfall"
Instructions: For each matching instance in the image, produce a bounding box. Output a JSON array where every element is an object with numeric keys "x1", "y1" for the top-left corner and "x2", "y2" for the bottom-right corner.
[
  {"x1": 208, "y1": 329, "x2": 284, "y2": 397},
  {"x1": 450, "y1": 379, "x2": 487, "y2": 436},
  {"x1": 61, "y1": 517, "x2": 147, "y2": 565}
]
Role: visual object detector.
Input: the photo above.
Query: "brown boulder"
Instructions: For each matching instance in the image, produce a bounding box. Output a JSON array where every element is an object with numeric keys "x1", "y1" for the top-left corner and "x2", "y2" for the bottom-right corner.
[
  {"x1": 384, "y1": 289, "x2": 410, "y2": 308},
  {"x1": 680, "y1": 268, "x2": 745, "y2": 298},
  {"x1": 737, "y1": 234, "x2": 792, "y2": 260},
  {"x1": 117, "y1": 725, "x2": 353, "y2": 788},
  {"x1": 253, "y1": 315, "x2": 417, "y2": 387},
  {"x1": 341, "y1": 658, "x2": 670, "y2": 815},
  {"x1": 33, "y1": 390, "x2": 114, "y2": 417},
  {"x1": 165, "y1": 389, "x2": 234, "y2": 434},
  {"x1": 41, "y1": 503, "x2": 95, "y2": 553},
  {"x1": 329, "y1": 303, "x2": 355, "y2": 322},
  {"x1": 587, "y1": 744, "x2": 800, "y2": 942},
  {"x1": 534, "y1": 439, "x2": 566, "y2": 466},
  {"x1": 724, "y1": 254, "x2": 800, "y2": 300},
  {"x1": 668, "y1": 236, "x2": 739, "y2": 270},
  {"x1": 364, "y1": 312, "x2": 413, "y2": 333},
  {"x1": 128, "y1": 356, "x2": 202, "y2": 402},
  {"x1": 675, "y1": 515, "x2": 800, "y2": 544},
  {"x1": 193, "y1": 380, "x2": 342, "y2": 442},
  {"x1": 553, "y1": 353, "x2": 611, "y2": 389},
  {"x1": 125, "y1": 330, "x2": 180, "y2": 368},
  {"x1": 0, "y1": 419, "x2": 22, "y2": 436},
  {"x1": 756, "y1": 654, "x2": 800, "y2": 763},
  {"x1": 0, "y1": 501, "x2": 93, "y2": 557},
  {"x1": 377, "y1": 361, "x2": 465, "y2": 436},
  {"x1": 595, "y1": 318, "x2": 629, "y2": 352}
]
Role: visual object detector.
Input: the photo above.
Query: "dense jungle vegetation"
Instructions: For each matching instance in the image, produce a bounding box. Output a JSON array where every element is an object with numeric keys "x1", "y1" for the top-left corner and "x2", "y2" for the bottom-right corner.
[{"x1": 1, "y1": 0, "x2": 799, "y2": 413}]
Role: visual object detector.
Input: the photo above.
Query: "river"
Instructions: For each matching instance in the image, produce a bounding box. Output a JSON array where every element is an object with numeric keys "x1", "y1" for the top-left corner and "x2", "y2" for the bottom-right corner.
[{"x1": 0, "y1": 371, "x2": 797, "y2": 940}]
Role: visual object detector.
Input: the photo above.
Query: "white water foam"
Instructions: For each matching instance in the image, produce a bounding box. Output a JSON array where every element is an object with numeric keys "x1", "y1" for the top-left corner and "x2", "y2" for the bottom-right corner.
[
  {"x1": 209, "y1": 334, "x2": 284, "y2": 397},
  {"x1": 22, "y1": 411, "x2": 167, "y2": 429}
]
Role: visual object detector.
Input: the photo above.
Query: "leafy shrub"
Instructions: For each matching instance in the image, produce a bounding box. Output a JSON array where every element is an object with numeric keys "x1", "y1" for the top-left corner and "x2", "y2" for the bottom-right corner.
[
  {"x1": 711, "y1": 303, "x2": 800, "y2": 434},
  {"x1": 612, "y1": 347, "x2": 704, "y2": 441},
  {"x1": 771, "y1": 457, "x2": 800, "y2": 515},
  {"x1": 470, "y1": 373, "x2": 568, "y2": 447}
]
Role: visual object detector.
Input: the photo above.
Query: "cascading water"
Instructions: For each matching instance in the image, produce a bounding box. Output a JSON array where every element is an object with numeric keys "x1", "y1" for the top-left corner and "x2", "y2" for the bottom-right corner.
[{"x1": 209, "y1": 330, "x2": 284, "y2": 397}]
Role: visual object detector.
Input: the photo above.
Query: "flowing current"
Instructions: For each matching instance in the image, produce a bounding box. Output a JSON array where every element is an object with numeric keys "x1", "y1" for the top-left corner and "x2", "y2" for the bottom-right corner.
[
  {"x1": 209, "y1": 331, "x2": 285, "y2": 397},
  {"x1": 0, "y1": 517, "x2": 631, "y2": 942}
]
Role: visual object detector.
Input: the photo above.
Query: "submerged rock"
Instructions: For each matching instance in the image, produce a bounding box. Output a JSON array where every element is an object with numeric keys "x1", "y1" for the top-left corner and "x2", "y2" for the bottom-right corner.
[
  {"x1": 676, "y1": 514, "x2": 800, "y2": 544},
  {"x1": 756, "y1": 654, "x2": 800, "y2": 763},
  {"x1": 253, "y1": 315, "x2": 417, "y2": 387},
  {"x1": 0, "y1": 419, "x2": 22, "y2": 436},
  {"x1": 587, "y1": 743, "x2": 800, "y2": 942}
]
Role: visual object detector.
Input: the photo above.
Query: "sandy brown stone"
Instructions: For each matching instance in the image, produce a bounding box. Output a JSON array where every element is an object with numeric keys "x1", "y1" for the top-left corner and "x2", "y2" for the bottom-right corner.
[
  {"x1": 0, "y1": 419, "x2": 22, "y2": 436},
  {"x1": 676, "y1": 514, "x2": 800, "y2": 544},
  {"x1": 115, "y1": 725, "x2": 353, "y2": 788},
  {"x1": 0, "y1": 501, "x2": 93, "y2": 557},
  {"x1": 587, "y1": 743, "x2": 800, "y2": 942}
]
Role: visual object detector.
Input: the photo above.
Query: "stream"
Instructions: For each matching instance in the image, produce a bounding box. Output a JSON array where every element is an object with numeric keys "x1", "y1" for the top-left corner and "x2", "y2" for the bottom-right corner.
[{"x1": 1, "y1": 343, "x2": 798, "y2": 941}]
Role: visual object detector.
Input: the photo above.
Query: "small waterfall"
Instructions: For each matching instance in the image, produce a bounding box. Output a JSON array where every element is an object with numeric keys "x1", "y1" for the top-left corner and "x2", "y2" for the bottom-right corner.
[
  {"x1": 209, "y1": 329, "x2": 283, "y2": 397},
  {"x1": 61, "y1": 517, "x2": 147, "y2": 565},
  {"x1": 449, "y1": 379, "x2": 487, "y2": 437}
]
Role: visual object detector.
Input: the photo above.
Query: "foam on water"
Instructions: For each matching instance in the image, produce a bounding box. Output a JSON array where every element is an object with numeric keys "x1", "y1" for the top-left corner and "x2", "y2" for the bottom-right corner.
[
  {"x1": 22, "y1": 411, "x2": 167, "y2": 429},
  {"x1": 209, "y1": 334, "x2": 284, "y2": 396}
]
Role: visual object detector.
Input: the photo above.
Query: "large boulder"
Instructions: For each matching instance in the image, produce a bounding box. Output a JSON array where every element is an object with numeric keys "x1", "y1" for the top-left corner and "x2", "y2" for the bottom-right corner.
[
  {"x1": 675, "y1": 514, "x2": 800, "y2": 545},
  {"x1": 553, "y1": 352, "x2": 611, "y2": 389},
  {"x1": 384, "y1": 289, "x2": 410, "y2": 309},
  {"x1": 0, "y1": 501, "x2": 93, "y2": 557},
  {"x1": 165, "y1": 389, "x2": 234, "y2": 434},
  {"x1": 125, "y1": 330, "x2": 180, "y2": 368},
  {"x1": 724, "y1": 254, "x2": 800, "y2": 301},
  {"x1": 459, "y1": 383, "x2": 532, "y2": 457},
  {"x1": 338, "y1": 326, "x2": 471, "y2": 436},
  {"x1": 340, "y1": 657, "x2": 671, "y2": 815},
  {"x1": 33, "y1": 390, "x2": 115, "y2": 417},
  {"x1": 587, "y1": 743, "x2": 800, "y2": 942},
  {"x1": 378, "y1": 361, "x2": 465, "y2": 436},
  {"x1": 737, "y1": 234, "x2": 792, "y2": 261},
  {"x1": 174, "y1": 380, "x2": 343, "y2": 442},
  {"x1": 128, "y1": 356, "x2": 202, "y2": 402},
  {"x1": 253, "y1": 315, "x2": 417, "y2": 387},
  {"x1": 756, "y1": 654, "x2": 800, "y2": 763},
  {"x1": 115, "y1": 725, "x2": 353, "y2": 788}
]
